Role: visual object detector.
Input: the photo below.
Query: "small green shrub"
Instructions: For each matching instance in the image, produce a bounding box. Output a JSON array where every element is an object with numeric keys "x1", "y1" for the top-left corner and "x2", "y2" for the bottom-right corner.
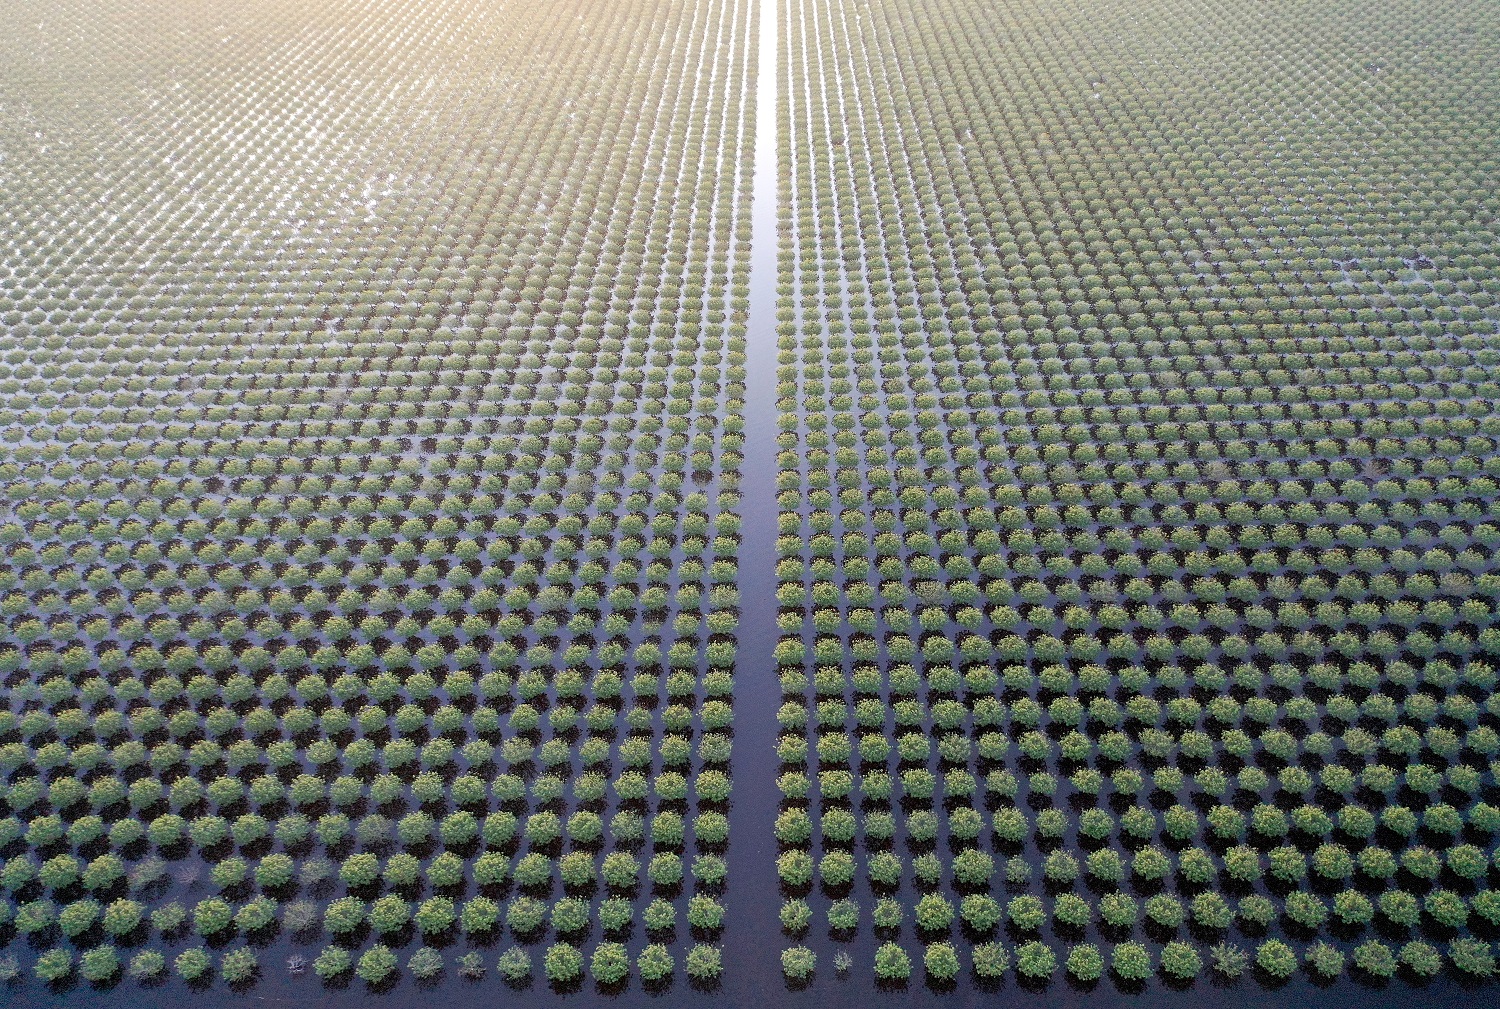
[
  {"x1": 545, "y1": 943, "x2": 584, "y2": 982},
  {"x1": 81, "y1": 946, "x2": 122, "y2": 985},
  {"x1": 1210, "y1": 942, "x2": 1248, "y2": 977},
  {"x1": 175, "y1": 947, "x2": 211, "y2": 981},
  {"x1": 34, "y1": 948, "x2": 74, "y2": 982},
  {"x1": 313, "y1": 946, "x2": 352, "y2": 980},
  {"x1": 1112, "y1": 941, "x2": 1151, "y2": 981},
  {"x1": 220, "y1": 947, "x2": 258, "y2": 984},
  {"x1": 1159, "y1": 941, "x2": 1200, "y2": 980},
  {"x1": 875, "y1": 941, "x2": 911, "y2": 980},
  {"x1": 1306, "y1": 942, "x2": 1345, "y2": 979},
  {"x1": 591, "y1": 942, "x2": 630, "y2": 984},
  {"x1": 1353, "y1": 941, "x2": 1396, "y2": 978},
  {"x1": 1255, "y1": 940, "x2": 1297, "y2": 979},
  {"x1": 408, "y1": 947, "x2": 443, "y2": 979},
  {"x1": 1066, "y1": 943, "x2": 1103, "y2": 981},
  {"x1": 497, "y1": 946, "x2": 531, "y2": 981},
  {"x1": 924, "y1": 942, "x2": 960, "y2": 979},
  {"x1": 638, "y1": 943, "x2": 674, "y2": 981},
  {"x1": 129, "y1": 950, "x2": 166, "y2": 979},
  {"x1": 972, "y1": 942, "x2": 1010, "y2": 978},
  {"x1": 356, "y1": 945, "x2": 398, "y2": 984},
  {"x1": 685, "y1": 944, "x2": 722, "y2": 979},
  {"x1": 782, "y1": 946, "x2": 816, "y2": 979},
  {"x1": 1016, "y1": 942, "x2": 1055, "y2": 978}
]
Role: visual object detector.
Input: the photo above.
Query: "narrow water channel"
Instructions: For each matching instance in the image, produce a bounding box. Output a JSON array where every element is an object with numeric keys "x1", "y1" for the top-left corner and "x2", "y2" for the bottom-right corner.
[{"x1": 722, "y1": 0, "x2": 785, "y2": 1000}]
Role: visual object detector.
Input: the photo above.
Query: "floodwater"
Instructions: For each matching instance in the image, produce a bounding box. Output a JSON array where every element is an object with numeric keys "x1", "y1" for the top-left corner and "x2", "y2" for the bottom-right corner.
[
  {"x1": 716, "y1": 0, "x2": 788, "y2": 1000},
  {"x1": 0, "y1": 1, "x2": 1487, "y2": 1008}
]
